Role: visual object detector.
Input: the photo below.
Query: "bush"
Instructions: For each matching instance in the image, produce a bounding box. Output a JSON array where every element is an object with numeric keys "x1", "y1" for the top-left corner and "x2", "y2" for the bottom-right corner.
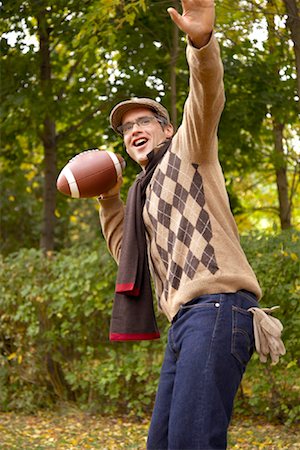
[
  {"x1": 236, "y1": 229, "x2": 300, "y2": 424},
  {"x1": 0, "y1": 230, "x2": 299, "y2": 423},
  {"x1": 0, "y1": 241, "x2": 167, "y2": 414}
]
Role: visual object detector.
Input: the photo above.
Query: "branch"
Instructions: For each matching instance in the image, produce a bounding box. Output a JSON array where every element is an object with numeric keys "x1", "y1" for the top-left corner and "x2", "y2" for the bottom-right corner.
[
  {"x1": 289, "y1": 160, "x2": 300, "y2": 205},
  {"x1": 56, "y1": 105, "x2": 104, "y2": 142},
  {"x1": 56, "y1": 56, "x2": 84, "y2": 102},
  {"x1": 219, "y1": 29, "x2": 239, "y2": 47},
  {"x1": 238, "y1": 172, "x2": 275, "y2": 192},
  {"x1": 236, "y1": 205, "x2": 279, "y2": 215}
]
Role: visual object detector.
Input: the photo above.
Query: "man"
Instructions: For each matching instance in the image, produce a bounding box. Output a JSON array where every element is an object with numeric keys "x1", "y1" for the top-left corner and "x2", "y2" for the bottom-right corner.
[{"x1": 98, "y1": 1, "x2": 262, "y2": 448}]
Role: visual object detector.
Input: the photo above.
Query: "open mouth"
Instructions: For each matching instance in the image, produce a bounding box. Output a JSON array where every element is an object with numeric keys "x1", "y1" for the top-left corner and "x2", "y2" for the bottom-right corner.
[{"x1": 133, "y1": 138, "x2": 148, "y2": 147}]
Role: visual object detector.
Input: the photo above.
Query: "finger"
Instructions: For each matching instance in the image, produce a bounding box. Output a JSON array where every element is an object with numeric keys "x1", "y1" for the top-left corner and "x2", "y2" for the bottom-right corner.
[
  {"x1": 117, "y1": 174, "x2": 123, "y2": 186},
  {"x1": 167, "y1": 7, "x2": 185, "y2": 31},
  {"x1": 100, "y1": 175, "x2": 123, "y2": 198}
]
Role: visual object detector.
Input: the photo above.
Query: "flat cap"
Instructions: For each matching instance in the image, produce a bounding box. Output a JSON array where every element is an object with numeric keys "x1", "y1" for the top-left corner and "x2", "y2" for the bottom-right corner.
[{"x1": 110, "y1": 97, "x2": 170, "y2": 134}]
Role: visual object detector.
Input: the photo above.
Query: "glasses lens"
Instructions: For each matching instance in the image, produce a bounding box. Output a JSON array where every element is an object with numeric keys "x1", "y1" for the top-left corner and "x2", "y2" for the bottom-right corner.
[
  {"x1": 122, "y1": 122, "x2": 134, "y2": 134},
  {"x1": 138, "y1": 117, "x2": 153, "y2": 126}
]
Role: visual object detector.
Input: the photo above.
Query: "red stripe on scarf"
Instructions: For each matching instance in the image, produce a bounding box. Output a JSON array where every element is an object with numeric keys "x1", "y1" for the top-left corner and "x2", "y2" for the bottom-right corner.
[
  {"x1": 110, "y1": 332, "x2": 160, "y2": 341},
  {"x1": 116, "y1": 283, "x2": 140, "y2": 296}
]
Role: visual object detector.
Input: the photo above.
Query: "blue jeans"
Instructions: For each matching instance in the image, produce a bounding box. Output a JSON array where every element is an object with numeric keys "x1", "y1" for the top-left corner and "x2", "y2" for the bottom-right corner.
[{"x1": 147, "y1": 290, "x2": 259, "y2": 450}]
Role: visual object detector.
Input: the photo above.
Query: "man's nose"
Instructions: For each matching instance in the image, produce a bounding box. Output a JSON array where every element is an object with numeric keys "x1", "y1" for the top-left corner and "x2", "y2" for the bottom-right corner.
[{"x1": 132, "y1": 122, "x2": 142, "y2": 133}]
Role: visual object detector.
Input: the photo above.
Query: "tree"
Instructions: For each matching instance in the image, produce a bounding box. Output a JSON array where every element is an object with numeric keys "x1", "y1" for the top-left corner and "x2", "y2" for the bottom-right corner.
[
  {"x1": 1, "y1": 0, "x2": 299, "y2": 257},
  {"x1": 217, "y1": 0, "x2": 299, "y2": 230},
  {"x1": 1, "y1": 0, "x2": 146, "y2": 253}
]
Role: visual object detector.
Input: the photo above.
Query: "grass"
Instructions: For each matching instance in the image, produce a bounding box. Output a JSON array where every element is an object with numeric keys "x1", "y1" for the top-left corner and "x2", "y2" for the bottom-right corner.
[{"x1": 0, "y1": 409, "x2": 299, "y2": 449}]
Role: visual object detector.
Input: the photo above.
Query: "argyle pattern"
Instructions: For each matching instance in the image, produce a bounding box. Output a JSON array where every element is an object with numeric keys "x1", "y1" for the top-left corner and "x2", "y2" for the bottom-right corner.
[{"x1": 145, "y1": 150, "x2": 219, "y2": 301}]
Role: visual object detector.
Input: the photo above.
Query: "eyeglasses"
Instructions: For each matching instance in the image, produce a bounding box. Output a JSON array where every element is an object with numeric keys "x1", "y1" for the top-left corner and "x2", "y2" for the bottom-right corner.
[{"x1": 117, "y1": 116, "x2": 165, "y2": 136}]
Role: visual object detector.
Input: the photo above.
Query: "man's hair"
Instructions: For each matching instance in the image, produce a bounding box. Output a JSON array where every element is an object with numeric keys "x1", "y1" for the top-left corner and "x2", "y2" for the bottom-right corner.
[{"x1": 155, "y1": 113, "x2": 169, "y2": 130}]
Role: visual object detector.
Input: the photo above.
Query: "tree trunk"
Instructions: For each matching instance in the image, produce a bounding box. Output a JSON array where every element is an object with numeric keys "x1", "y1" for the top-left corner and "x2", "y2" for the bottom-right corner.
[
  {"x1": 37, "y1": 8, "x2": 57, "y2": 252},
  {"x1": 170, "y1": 0, "x2": 180, "y2": 129},
  {"x1": 273, "y1": 121, "x2": 292, "y2": 229},
  {"x1": 36, "y1": 7, "x2": 72, "y2": 401},
  {"x1": 266, "y1": 0, "x2": 292, "y2": 229},
  {"x1": 40, "y1": 117, "x2": 57, "y2": 251},
  {"x1": 37, "y1": 300, "x2": 75, "y2": 401},
  {"x1": 283, "y1": 0, "x2": 300, "y2": 105}
]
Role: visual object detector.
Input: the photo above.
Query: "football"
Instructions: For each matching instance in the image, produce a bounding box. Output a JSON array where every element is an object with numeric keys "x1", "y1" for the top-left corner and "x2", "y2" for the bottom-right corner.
[{"x1": 57, "y1": 149, "x2": 126, "y2": 198}]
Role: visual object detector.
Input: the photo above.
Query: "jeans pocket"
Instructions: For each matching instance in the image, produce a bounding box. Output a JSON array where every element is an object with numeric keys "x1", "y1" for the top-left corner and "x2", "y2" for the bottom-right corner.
[{"x1": 231, "y1": 306, "x2": 254, "y2": 371}]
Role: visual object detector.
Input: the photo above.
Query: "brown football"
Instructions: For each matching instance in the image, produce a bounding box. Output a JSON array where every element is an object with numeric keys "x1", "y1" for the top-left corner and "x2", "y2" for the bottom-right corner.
[{"x1": 56, "y1": 149, "x2": 125, "y2": 198}]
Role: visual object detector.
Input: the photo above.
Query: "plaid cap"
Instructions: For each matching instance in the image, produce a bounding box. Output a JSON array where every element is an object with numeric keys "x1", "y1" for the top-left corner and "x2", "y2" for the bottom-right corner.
[{"x1": 110, "y1": 97, "x2": 170, "y2": 134}]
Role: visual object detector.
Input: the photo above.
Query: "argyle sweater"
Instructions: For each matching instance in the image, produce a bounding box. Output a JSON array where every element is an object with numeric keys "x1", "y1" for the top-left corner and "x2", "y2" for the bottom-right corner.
[{"x1": 99, "y1": 35, "x2": 262, "y2": 322}]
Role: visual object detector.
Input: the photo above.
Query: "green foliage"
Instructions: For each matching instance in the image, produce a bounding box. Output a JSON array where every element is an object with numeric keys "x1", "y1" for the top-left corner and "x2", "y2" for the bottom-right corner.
[
  {"x1": 239, "y1": 357, "x2": 300, "y2": 426},
  {"x1": 0, "y1": 240, "x2": 167, "y2": 414},
  {"x1": 0, "y1": 231, "x2": 299, "y2": 423},
  {"x1": 1, "y1": 0, "x2": 299, "y2": 252},
  {"x1": 235, "y1": 229, "x2": 300, "y2": 425},
  {"x1": 242, "y1": 229, "x2": 300, "y2": 360},
  {"x1": 0, "y1": 241, "x2": 115, "y2": 411},
  {"x1": 0, "y1": 0, "x2": 148, "y2": 253},
  {"x1": 63, "y1": 340, "x2": 164, "y2": 416},
  {"x1": 219, "y1": 26, "x2": 298, "y2": 174}
]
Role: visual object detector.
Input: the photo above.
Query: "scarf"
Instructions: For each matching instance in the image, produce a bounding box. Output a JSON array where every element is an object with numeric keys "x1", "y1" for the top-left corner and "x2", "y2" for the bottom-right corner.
[{"x1": 109, "y1": 139, "x2": 171, "y2": 341}]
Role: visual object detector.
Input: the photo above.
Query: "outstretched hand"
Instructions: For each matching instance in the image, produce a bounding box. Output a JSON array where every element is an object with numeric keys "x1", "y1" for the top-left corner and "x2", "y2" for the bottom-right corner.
[
  {"x1": 100, "y1": 175, "x2": 123, "y2": 200},
  {"x1": 167, "y1": 0, "x2": 215, "y2": 48}
]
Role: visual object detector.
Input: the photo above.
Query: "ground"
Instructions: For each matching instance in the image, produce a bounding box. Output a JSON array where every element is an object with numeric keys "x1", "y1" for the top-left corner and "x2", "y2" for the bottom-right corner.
[{"x1": 0, "y1": 410, "x2": 299, "y2": 449}]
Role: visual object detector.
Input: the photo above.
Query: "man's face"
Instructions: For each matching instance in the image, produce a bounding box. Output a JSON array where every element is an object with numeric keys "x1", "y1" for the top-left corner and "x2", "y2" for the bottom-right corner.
[{"x1": 122, "y1": 107, "x2": 173, "y2": 168}]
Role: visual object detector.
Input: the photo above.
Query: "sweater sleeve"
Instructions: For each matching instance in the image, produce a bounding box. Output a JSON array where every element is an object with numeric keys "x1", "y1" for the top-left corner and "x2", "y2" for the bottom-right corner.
[
  {"x1": 98, "y1": 195, "x2": 125, "y2": 264},
  {"x1": 175, "y1": 34, "x2": 225, "y2": 163}
]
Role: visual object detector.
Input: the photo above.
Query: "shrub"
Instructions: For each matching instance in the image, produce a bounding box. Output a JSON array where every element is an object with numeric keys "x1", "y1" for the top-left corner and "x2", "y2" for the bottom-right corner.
[
  {"x1": 0, "y1": 241, "x2": 167, "y2": 414},
  {"x1": 236, "y1": 229, "x2": 300, "y2": 424}
]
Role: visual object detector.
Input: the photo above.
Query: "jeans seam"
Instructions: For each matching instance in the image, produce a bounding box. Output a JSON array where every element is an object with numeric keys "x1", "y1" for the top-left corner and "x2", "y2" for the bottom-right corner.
[
  {"x1": 197, "y1": 295, "x2": 222, "y2": 447},
  {"x1": 169, "y1": 326, "x2": 179, "y2": 360},
  {"x1": 231, "y1": 306, "x2": 253, "y2": 369}
]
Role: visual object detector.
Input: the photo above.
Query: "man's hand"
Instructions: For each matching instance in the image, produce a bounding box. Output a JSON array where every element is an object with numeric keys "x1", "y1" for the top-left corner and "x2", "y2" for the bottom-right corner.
[
  {"x1": 167, "y1": 0, "x2": 215, "y2": 48},
  {"x1": 100, "y1": 175, "x2": 123, "y2": 200}
]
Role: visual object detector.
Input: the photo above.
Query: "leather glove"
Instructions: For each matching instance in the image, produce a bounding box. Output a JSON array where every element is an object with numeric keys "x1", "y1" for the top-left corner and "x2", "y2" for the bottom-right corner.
[{"x1": 247, "y1": 306, "x2": 286, "y2": 365}]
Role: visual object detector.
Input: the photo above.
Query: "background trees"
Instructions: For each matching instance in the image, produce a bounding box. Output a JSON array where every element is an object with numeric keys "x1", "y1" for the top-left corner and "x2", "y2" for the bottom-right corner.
[
  {"x1": 217, "y1": 0, "x2": 299, "y2": 231},
  {"x1": 1, "y1": 0, "x2": 299, "y2": 253},
  {"x1": 1, "y1": 0, "x2": 147, "y2": 253}
]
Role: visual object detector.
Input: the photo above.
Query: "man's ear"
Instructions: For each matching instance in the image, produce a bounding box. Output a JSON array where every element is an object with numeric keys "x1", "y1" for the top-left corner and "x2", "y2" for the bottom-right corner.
[{"x1": 165, "y1": 123, "x2": 174, "y2": 138}]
